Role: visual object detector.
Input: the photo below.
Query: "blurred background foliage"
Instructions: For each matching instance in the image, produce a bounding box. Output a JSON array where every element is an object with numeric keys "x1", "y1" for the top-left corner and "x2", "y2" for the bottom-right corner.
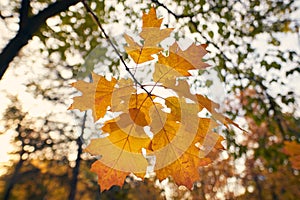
[{"x1": 0, "y1": 0, "x2": 299, "y2": 199}]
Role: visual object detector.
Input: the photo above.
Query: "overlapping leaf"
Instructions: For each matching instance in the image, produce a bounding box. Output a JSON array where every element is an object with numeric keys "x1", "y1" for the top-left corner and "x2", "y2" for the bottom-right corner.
[
  {"x1": 157, "y1": 42, "x2": 209, "y2": 76},
  {"x1": 90, "y1": 160, "x2": 128, "y2": 192},
  {"x1": 69, "y1": 7, "x2": 244, "y2": 191},
  {"x1": 124, "y1": 7, "x2": 173, "y2": 64},
  {"x1": 148, "y1": 97, "x2": 224, "y2": 188},
  {"x1": 68, "y1": 72, "x2": 117, "y2": 121}
]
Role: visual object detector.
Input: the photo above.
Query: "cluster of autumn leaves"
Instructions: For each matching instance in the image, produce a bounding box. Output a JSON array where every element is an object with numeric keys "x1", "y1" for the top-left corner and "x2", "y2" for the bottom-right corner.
[{"x1": 69, "y1": 7, "x2": 243, "y2": 191}]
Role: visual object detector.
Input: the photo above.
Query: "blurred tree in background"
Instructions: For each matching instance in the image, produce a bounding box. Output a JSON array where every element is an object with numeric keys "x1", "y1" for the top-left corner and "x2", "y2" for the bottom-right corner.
[{"x1": 0, "y1": 0, "x2": 299, "y2": 199}]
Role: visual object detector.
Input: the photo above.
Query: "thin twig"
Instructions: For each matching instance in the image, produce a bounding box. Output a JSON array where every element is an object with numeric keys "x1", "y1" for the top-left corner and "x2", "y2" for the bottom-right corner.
[
  {"x1": 151, "y1": 0, "x2": 193, "y2": 18},
  {"x1": 81, "y1": 0, "x2": 151, "y2": 95}
]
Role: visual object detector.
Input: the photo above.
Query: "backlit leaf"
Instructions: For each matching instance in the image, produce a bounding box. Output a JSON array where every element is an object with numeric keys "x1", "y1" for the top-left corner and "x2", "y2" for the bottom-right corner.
[
  {"x1": 156, "y1": 42, "x2": 209, "y2": 76},
  {"x1": 69, "y1": 73, "x2": 117, "y2": 121},
  {"x1": 90, "y1": 160, "x2": 128, "y2": 192},
  {"x1": 70, "y1": 7, "x2": 243, "y2": 191},
  {"x1": 124, "y1": 7, "x2": 173, "y2": 64}
]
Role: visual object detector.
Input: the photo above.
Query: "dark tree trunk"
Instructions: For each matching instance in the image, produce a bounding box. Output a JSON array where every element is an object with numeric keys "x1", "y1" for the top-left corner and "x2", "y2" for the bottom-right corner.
[
  {"x1": 4, "y1": 151, "x2": 25, "y2": 200},
  {"x1": 4, "y1": 124, "x2": 25, "y2": 200}
]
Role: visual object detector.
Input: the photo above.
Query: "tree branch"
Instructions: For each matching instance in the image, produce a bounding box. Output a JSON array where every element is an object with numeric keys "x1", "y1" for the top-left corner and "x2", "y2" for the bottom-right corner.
[
  {"x1": 0, "y1": 0, "x2": 81, "y2": 80},
  {"x1": 19, "y1": 0, "x2": 30, "y2": 30},
  {"x1": 82, "y1": 0, "x2": 151, "y2": 96},
  {"x1": 151, "y1": 0, "x2": 193, "y2": 18},
  {"x1": 153, "y1": 0, "x2": 290, "y2": 137}
]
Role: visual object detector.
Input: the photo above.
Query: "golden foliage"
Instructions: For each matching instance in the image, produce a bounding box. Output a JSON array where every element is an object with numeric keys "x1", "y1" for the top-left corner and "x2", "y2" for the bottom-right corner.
[{"x1": 69, "y1": 7, "x2": 242, "y2": 190}]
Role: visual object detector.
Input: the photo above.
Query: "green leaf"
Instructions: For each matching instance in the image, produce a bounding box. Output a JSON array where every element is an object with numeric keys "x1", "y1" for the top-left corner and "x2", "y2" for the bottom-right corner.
[{"x1": 208, "y1": 31, "x2": 214, "y2": 39}]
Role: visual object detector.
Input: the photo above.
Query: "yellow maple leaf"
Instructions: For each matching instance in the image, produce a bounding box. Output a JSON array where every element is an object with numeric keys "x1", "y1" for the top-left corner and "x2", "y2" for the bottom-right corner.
[
  {"x1": 142, "y1": 7, "x2": 162, "y2": 28},
  {"x1": 85, "y1": 116, "x2": 151, "y2": 173},
  {"x1": 153, "y1": 131, "x2": 223, "y2": 190},
  {"x1": 169, "y1": 42, "x2": 209, "y2": 70},
  {"x1": 69, "y1": 73, "x2": 117, "y2": 121},
  {"x1": 124, "y1": 34, "x2": 162, "y2": 64},
  {"x1": 85, "y1": 93, "x2": 163, "y2": 190},
  {"x1": 157, "y1": 42, "x2": 209, "y2": 77},
  {"x1": 69, "y1": 6, "x2": 245, "y2": 191},
  {"x1": 110, "y1": 78, "x2": 136, "y2": 112},
  {"x1": 124, "y1": 7, "x2": 173, "y2": 64},
  {"x1": 140, "y1": 27, "x2": 174, "y2": 47},
  {"x1": 146, "y1": 95, "x2": 226, "y2": 188},
  {"x1": 152, "y1": 114, "x2": 224, "y2": 189},
  {"x1": 153, "y1": 64, "x2": 198, "y2": 101},
  {"x1": 140, "y1": 7, "x2": 174, "y2": 46}
]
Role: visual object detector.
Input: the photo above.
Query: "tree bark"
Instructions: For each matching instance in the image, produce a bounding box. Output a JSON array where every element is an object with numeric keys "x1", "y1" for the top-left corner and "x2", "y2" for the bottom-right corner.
[{"x1": 0, "y1": 0, "x2": 81, "y2": 80}]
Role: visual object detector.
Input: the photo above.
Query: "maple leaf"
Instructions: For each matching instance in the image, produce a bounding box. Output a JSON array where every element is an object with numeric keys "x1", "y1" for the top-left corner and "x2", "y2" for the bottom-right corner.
[
  {"x1": 151, "y1": 112, "x2": 224, "y2": 188},
  {"x1": 124, "y1": 7, "x2": 173, "y2": 64},
  {"x1": 153, "y1": 63, "x2": 196, "y2": 101},
  {"x1": 113, "y1": 92, "x2": 157, "y2": 129},
  {"x1": 85, "y1": 114, "x2": 151, "y2": 180},
  {"x1": 146, "y1": 96, "x2": 225, "y2": 189},
  {"x1": 84, "y1": 93, "x2": 163, "y2": 190},
  {"x1": 155, "y1": 152, "x2": 212, "y2": 189},
  {"x1": 91, "y1": 160, "x2": 128, "y2": 192},
  {"x1": 69, "y1": 73, "x2": 117, "y2": 121},
  {"x1": 110, "y1": 78, "x2": 136, "y2": 112},
  {"x1": 283, "y1": 141, "x2": 300, "y2": 170},
  {"x1": 140, "y1": 7, "x2": 174, "y2": 47},
  {"x1": 153, "y1": 127, "x2": 223, "y2": 189},
  {"x1": 157, "y1": 42, "x2": 209, "y2": 76},
  {"x1": 124, "y1": 34, "x2": 162, "y2": 64},
  {"x1": 69, "y1": 6, "x2": 244, "y2": 191},
  {"x1": 127, "y1": 93, "x2": 155, "y2": 127},
  {"x1": 142, "y1": 7, "x2": 162, "y2": 28},
  {"x1": 85, "y1": 93, "x2": 157, "y2": 167},
  {"x1": 196, "y1": 94, "x2": 246, "y2": 131}
]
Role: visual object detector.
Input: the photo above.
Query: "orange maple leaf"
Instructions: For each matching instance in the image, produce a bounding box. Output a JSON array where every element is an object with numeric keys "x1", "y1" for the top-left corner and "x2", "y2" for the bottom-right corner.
[
  {"x1": 155, "y1": 152, "x2": 212, "y2": 189},
  {"x1": 127, "y1": 93, "x2": 155, "y2": 127},
  {"x1": 91, "y1": 160, "x2": 128, "y2": 192},
  {"x1": 69, "y1": 73, "x2": 117, "y2": 121}
]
